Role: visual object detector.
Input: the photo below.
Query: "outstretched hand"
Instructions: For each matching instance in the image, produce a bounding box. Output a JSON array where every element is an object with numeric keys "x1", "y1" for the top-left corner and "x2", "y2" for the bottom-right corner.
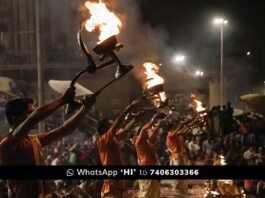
[
  {"x1": 63, "y1": 87, "x2": 76, "y2": 103},
  {"x1": 124, "y1": 99, "x2": 142, "y2": 113},
  {"x1": 150, "y1": 113, "x2": 161, "y2": 123}
]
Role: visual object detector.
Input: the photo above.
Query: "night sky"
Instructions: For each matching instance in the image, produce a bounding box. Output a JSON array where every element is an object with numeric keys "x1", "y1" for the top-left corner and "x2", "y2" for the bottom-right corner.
[{"x1": 138, "y1": 0, "x2": 265, "y2": 84}]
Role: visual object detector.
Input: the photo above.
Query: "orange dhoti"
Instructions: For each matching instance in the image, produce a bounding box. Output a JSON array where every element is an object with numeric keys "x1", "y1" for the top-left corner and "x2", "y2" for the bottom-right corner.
[
  {"x1": 101, "y1": 180, "x2": 127, "y2": 198},
  {"x1": 169, "y1": 154, "x2": 189, "y2": 194},
  {"x1": 138, "y1": 179, "x2": 160, "y2": 198}
]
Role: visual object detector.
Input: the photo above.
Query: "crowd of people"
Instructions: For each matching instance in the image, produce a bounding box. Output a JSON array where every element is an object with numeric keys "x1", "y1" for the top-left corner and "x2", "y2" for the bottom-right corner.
[{"x1": 0, "y1": 88, "x2": 264, "y2": 197}]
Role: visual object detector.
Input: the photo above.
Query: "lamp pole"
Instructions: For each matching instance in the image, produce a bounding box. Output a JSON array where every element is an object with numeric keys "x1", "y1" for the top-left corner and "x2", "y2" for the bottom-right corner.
[
  {"x1": 214, "y1": 17, "x2": 228, "y2": 106},
  {"x1": 220, "y1": 24, "x2": 223, "y2": 106},
  {"x1": 36, "y1": 0, "x2": 45, "y2": 132}
]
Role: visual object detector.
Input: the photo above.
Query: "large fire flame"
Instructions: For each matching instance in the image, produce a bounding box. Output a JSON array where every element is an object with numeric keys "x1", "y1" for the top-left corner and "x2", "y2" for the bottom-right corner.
[
  {"x1": 191, "y1": 93, "x2": 206, "y2": 112},
  {"x1": 143, "y1": 62, "x2": 164, "y2": 90},
  {"x1": 84, "y1": 1, "x2": 122, "y2": 43},
  {"x1": 143, "y1": 62, "x2": 166, "y2": 107}
]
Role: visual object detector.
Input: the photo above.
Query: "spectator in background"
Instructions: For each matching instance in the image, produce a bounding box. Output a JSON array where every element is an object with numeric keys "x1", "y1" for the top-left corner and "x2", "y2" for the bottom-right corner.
[
  {"x1": 225, "y1": 137, "x2": 238, "y2": 165},
  {"x1": 213, "y1": 106, "x2": 221, "y2": 138},
  {"x1": 225, "y1": 102, "x2": 234, "y2": 134},
  {"x1": 221, "y1": 105, "x2": 226, "y2": 136},
  {"x1": 68, "y1": 142, "x2": 80, "y2": 165},
  {"x1": 202, "y1": 137, "x2": 215, "y2": 160},
  {"x1": 188, "y1": 136, "x2": 201, "y2": 159},
  {"x1": 207, "y1": 106, "x2": 215, "y2": 136},
  {"x1": 0, "y1": 180, "x2": 7, "y2": 198},
  {"x1": 243, "y1": 147, "x2": 256, "y2": 165},
  {"x1": 244, "y1": 180, "x2": 257, "y2": 196},
  {"x1": 254, "y1": 147, "x2": 265, "y2": 165},
  {"x1": 256, "y1": 180, "x2": 265, "y2": 197},
  {"x1": 51, "y1": 157, "x2": 60, "y2": 166}
]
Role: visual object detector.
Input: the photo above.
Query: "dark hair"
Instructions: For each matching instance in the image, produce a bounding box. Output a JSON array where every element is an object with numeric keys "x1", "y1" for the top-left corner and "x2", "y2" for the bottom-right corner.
[
  {"x1": 97, "y1": 118, "x2": 111, "y2": 135},
  {"x1": 5, "y1": 98, "x2": 33, "y2": 126}
]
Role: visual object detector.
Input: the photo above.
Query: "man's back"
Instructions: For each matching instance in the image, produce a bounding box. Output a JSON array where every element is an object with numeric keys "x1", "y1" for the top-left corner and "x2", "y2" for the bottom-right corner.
[
  {"x1": 0, "y1": 135, "x2": 38, "y2": 197},
  {"x1": 97, "y1": 130, "x2": 122, "y2": 165},
  {"x1": 135, "y1": 136, "x2": 156, "y2": 166},
  {"x1": 0, "y1": 135, "x2": 35, "y2": 165}
]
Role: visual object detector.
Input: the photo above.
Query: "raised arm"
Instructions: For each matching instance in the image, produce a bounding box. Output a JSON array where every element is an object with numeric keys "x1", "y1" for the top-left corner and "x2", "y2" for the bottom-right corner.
[
  {"x1": 38, "y1": 95, "x2": 96, "y2": 146},
  {"x1": 111, "y1": 99, "x2": 141, "y2": 134},
  {"x1": 138, "y1": 113, "x2": 159, "y2": 141},
  {"x1": 115, "y1": 117, "x2": 136, "y2": 140},
  {"x1": 148, "y1": 121, "x2": 162, "y2": 143},
  {"x1": 115, "y1": 111, "x2": 146, "y2": 140},
  {"x1": 111, "y1": 112, "x2": 127, "y2": 135},
  {"x1": 176, "y1": 118, "x2": 202, "y2": 137},
  {"x1": 171, "y1": 117, "x2": 197, "y2": 136},
  {"x1": 177, "y1": 126, "x2": 191, "y2": 137},
  {"x1": 11, "y1": 87, "x2": 76, "y2": 142},
  {"x1": 148, "y1": 114, "x2": 169, "y2": 142}
]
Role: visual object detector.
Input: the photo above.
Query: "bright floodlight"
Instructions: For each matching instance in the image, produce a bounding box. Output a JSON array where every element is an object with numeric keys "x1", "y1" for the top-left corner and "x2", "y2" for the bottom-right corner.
[
  {"x1": 173, "y1": 54, "x2": 185, "y2": 64},
  {"x1": 214, "y1": 17, "x2": 228, "y2": 25},
  {"x1": 195, "y1": 70, "x2": 201, "y2": 76},
  {"x1": 246, "y1": 51, "x2": 251, "y2": 56},
  {"x1": 195, "y1": 70, "x2": 204, "y2": 77}
]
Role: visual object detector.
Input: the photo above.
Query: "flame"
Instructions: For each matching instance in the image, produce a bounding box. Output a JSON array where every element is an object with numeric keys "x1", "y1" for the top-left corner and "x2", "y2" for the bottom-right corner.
[
  {"x1": 219, "y1": 155, "x2": 227, "y2": 165},
  {"x1": 218, "y1": 155, "x2": 234, "y2": 184},
  {"x1": 191, "y1": 93, "x2": 206, "y2": 112},
  {"x1": 194, "y1": 99, "x2": 206, "y2": 112},
  {"x1": 84, "y1": 1, "x2": 122, "y2": 43},
  {"x1": 143, "y1": 62, "x2": 164, "y2": 89}
]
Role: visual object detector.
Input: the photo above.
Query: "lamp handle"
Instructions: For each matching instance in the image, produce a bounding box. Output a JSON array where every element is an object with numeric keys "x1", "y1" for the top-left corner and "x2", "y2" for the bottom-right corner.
[{"x1": 78, "y1": 20, "x2": 96, "y2": 73}]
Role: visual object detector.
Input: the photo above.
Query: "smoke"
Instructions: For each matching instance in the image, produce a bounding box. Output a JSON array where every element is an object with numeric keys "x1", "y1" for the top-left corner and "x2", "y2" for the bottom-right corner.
[
  {"x1": 114, "y1": 0, "x2": 169, "y2": 81},
  {"x1": 78, "y1": 0, "x2": 197, "y2": 89},
  {"x1": 104, "y1": 0, "x2": 206, "y2": 90}
]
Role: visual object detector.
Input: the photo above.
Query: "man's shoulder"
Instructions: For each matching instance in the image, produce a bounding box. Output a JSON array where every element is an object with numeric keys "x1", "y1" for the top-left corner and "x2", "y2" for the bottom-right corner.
[
  {"x1": 135, "y1": 136, "x2": 145, "y2": 147},
  {"x1": 0, "y1": 133, "x2": 13, "y2": 147}
]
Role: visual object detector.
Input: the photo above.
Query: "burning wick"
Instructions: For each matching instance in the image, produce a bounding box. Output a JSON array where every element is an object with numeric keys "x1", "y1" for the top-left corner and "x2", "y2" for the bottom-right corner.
[{"x1": 84, "y1": 1, "x2": 122, "y2": 43}]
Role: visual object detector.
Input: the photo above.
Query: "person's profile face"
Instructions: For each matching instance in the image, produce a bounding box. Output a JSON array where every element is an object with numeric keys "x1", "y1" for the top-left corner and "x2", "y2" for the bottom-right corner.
[{"x1": 18, "y1": 103, "x2": 35, "y2": 123}]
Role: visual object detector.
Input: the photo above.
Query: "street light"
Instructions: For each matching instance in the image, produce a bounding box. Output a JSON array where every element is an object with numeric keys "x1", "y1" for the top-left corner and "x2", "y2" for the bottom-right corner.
[
  {"x1": 213, "y1": 17, "x2": 228, "y2": 106},
  {"x1": 195, "y1": 70, "x2": 204, "y2": 77},
  {"x1": 172, "y1": 54, "x2": 186, "y2": 64}
]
